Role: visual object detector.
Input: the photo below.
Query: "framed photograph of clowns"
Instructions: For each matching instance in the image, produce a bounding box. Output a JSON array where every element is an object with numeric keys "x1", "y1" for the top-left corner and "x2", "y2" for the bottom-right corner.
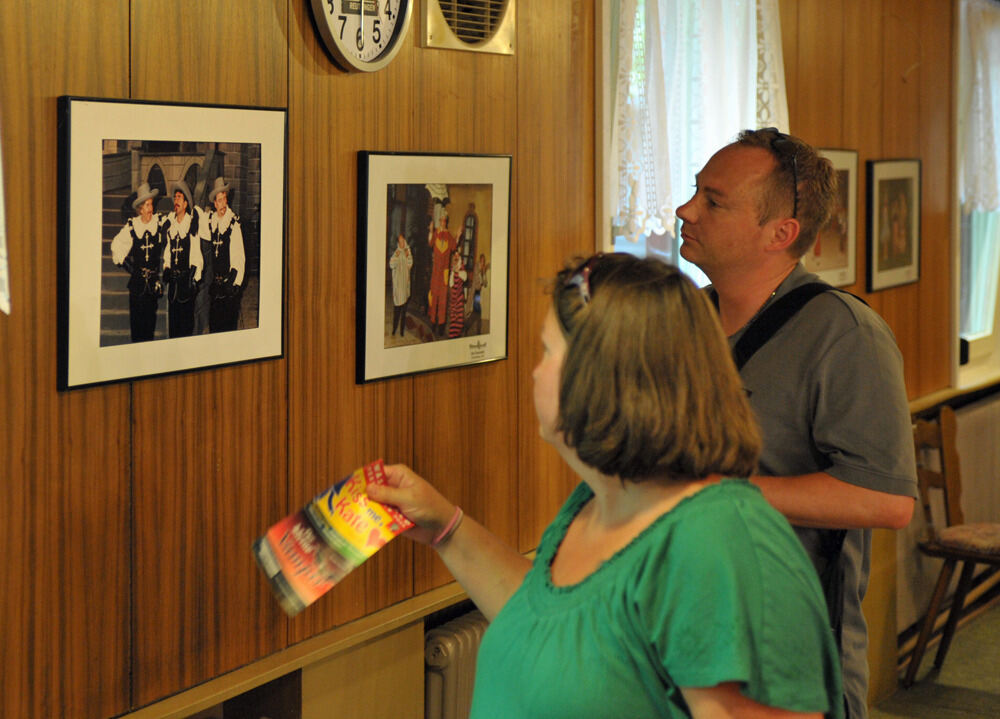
[
  {"x1": 57, "y1": 96, "x2": 286, "y2": 390},
  {"x1": 356, "y1": 151, "x2": 511, "y2": 383}
]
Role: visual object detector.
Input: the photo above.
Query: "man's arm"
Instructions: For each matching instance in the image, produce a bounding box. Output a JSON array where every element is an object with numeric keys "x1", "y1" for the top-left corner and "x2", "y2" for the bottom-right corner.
[{"x1": 751, "y1": 471, "x2": 914, "y2": 530}]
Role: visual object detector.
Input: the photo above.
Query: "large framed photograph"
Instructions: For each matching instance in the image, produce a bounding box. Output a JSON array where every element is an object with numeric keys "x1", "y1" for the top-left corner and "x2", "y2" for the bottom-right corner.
[
  {"x1": 57, "y1": 96, "x2": 287, "y2": 390},
  {"x1": 802, "y1": 149, "x2": 857, "y2": 287},
  {"x1": 357, "y1": 152, "x2": 511, "y2": 383},
  {"x1": 866, "y1": 158, "x2": 921, "y2": 292}
]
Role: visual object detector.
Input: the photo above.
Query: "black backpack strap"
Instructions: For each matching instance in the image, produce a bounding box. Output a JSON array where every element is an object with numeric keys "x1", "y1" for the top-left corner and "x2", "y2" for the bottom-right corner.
[{"x1": 730, "y1": 281, "x2": 833, "y2": 370}]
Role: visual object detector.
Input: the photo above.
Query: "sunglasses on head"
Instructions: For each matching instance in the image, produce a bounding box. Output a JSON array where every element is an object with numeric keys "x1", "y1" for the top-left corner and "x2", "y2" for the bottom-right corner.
[
  {"x1": 761, "y1": 127, "x2": 799, "y2": 219},
  {"x1": 563, "y1": 253, "x2": 605, "y2": 305}
]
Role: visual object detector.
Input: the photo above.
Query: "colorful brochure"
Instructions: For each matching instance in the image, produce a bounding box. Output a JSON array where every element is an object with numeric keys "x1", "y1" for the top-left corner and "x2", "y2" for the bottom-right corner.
[{"x1": 253, "y1": 459, "x2": 413, "y2": 616}]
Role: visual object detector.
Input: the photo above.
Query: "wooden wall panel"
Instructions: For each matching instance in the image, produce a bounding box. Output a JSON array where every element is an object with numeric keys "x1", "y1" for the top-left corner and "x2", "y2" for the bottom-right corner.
[
  {"x1": 879, "y1": 0, "x2": 924, "y2": 395},
  {"x1": 408, "y1": 39, "x2": 519, "y2": 592},
  {"x1": 127, "y1": 0, "x2": 290, "y2": 707},
  {"x1": 839, "y1": 0, "x2": 884, "y2": 305},
  {"x1": 285, "y1": 0, "x2": 418, "y2": 637},
  {"x1": 915, "y1": 0, "x2": 954, "y2": 396},
  {"x1": 0, "y1": 3, "x2": 132, "y2": 718},
  {"x1": 516, "y1": 1, "x2": 596, "y2": 551},
  {"x1": 788, "y1": 0, "x2": 845, "y2": 145}
]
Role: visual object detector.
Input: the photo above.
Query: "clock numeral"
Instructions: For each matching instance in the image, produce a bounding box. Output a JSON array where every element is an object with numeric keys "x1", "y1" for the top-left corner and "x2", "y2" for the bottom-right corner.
[
  {"x1": 326, "y1": 0, "x2": 335, "y2": 13},
  {"x1": 337, "y1": 14, "x2": 347, "y2": 39},
  {"x1": 372, "y1": 18, "x2": 382, "y2": 45},
  {"x1": 356, "y1": 25, "x2": 364, "y2": 51}
]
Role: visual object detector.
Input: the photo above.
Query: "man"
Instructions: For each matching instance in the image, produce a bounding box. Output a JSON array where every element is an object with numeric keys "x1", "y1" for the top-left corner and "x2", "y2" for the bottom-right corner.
[
  {"x1": 162, "y1": 180, "x2": 206, "y2": 337},
  {"x1": 676, "y1": 128, "x2": 917, "y2": 719},
  {"x1": 110, "y1": 181, "x2": 166, "y2": 342},
  {"x1": 205, "y1": 176, "x2": 246, "y2": 332}
]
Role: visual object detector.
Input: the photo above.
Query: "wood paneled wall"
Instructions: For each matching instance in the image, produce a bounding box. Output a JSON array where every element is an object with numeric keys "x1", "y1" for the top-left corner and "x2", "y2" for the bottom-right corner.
[
  {"x1": 780, "y1": 0, "x2": 953, "y2": 399},
  {"x1": 0, "y1": 0, "x2": 952, "y2": 716},
  {"x1": 779, "y1": 0, "x2": 954, "y2": 704},
  {"x1": 0, "y1": 1, "x2": 590, "y2": 717}
]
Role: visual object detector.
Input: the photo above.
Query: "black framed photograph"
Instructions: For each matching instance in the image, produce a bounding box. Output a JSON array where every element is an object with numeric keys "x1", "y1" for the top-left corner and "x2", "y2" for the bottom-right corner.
[
  {"x1": 866, "y1": 158, "x2": 921, "y2": 292},
  {"x1": 356, "y1": 151, "x2": 511, "y2": 383},
  {"x1": 803, "y1": 149, "x2": 857, "y2": 287},
  {"x1": 57, "y1": 96, "x2": 287, "y2": 390}
]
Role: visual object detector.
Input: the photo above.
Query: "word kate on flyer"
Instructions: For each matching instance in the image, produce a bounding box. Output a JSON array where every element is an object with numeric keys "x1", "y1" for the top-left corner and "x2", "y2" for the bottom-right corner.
[{"x1": 253, "y1": 460, "x2": 412, "y2": 616}]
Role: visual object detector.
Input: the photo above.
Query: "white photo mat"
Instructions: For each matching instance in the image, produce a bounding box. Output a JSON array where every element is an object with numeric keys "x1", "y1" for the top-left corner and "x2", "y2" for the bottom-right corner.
[
  {"x1": 59, "y1": 97, "x2": 286, "y2": 389},
  {"x1": 803, "y1": 149, "x2": 858, "y2": 287},
  {"x1": 358, "y1": 152, "x2": 510, "y2": 382}
]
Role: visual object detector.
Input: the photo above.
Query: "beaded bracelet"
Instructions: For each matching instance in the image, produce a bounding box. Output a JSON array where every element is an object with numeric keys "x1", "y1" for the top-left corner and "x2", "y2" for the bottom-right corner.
[{"x1": 431, "y1": 506, "x2": 464, "y2": 548}]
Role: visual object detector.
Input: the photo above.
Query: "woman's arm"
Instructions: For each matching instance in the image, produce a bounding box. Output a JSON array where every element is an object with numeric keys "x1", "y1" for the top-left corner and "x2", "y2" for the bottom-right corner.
[
  {"x1": 682, "y1": 683, "x2": 823, "y2": 719},
  {"x1": 366, "y1": 464, "x2": 530, "y2": 620}
]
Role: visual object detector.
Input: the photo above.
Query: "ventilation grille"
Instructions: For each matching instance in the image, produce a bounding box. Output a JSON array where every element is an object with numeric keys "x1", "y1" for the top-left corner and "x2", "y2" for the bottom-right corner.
[{"x1": 421, "y1": 0, "x2": 515, "y2": 55}]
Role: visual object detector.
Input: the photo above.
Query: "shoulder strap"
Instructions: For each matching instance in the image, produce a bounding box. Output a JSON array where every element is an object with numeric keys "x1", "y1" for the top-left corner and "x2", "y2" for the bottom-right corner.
[{"x1": 731, "y1": 282, "x2": 832, "y2": 370}]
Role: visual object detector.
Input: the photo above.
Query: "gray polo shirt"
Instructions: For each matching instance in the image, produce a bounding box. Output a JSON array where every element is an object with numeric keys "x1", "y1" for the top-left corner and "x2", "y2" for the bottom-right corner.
[{"x1": 728, "y1": 264, "x2": 917, "y2": 719}]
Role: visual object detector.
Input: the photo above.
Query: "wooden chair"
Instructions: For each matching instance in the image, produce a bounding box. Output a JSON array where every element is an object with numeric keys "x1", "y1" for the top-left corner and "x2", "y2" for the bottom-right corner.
[{"x1": 902, "y1": 405, "x2": 1000, "y2": 687}]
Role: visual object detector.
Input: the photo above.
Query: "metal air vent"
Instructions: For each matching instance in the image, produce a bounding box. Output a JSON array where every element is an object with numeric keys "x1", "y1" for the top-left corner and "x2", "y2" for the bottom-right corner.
[{"x1": 421, "y1": 0, "x2": 515, "y2": 55}]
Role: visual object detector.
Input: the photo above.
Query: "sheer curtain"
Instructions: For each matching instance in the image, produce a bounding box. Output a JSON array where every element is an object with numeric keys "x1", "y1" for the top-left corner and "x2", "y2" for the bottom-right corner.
[
  {"x1": 609, "y1": 0, "x2": 789, "y2": 281},
  {"x1": 958, "y1": 0, "x2": 1000, "y2": 339}
]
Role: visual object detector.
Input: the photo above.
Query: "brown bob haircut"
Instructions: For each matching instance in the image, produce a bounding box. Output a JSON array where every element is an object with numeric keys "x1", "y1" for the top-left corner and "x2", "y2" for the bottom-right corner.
[{"x1": 553, "y1": 253, "x2": 761, "y2": 481}]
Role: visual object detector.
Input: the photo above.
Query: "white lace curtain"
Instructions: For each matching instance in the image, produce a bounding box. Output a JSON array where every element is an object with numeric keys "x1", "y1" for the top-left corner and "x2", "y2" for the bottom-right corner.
[
  {"x1": 610, "y1": 0, "x2": 789, "y2": 250},
  {"x1": 958, "y1": 0, "x2": 1000, "y2": 338},
  {"x1": 959, "y1": 0, "x2": 1000, "y2": 212}
]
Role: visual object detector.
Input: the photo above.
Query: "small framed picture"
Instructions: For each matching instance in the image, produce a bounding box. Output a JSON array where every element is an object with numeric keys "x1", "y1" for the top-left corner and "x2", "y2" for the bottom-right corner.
[
  {"x1": 356, "y1": 151, "x2": 511, "y2": 383},
  {"x1": 802, "y1": 149, "x2": 857, "y2": 287},
  {"x1": 866, "y1": 158, "x2": 921, "y2": 292},
  {"x1": 57, "y1": 96, "x2": 287, "y2": 390}
]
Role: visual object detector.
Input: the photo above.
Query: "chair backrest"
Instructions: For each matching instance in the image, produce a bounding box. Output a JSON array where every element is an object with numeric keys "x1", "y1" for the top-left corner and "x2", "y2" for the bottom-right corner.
[{"x1": 912, "y1": 405, "x2": 964, "y2": 542}]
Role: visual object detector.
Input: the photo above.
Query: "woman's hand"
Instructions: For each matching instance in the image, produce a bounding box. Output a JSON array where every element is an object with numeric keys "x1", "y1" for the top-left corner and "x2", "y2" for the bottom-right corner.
[
  {"x1": 366, "y1": 464, "x2": 456, "y2": 545},
  {"x1": 368, "y1": 463, "x2": 530, "y2": 620}
]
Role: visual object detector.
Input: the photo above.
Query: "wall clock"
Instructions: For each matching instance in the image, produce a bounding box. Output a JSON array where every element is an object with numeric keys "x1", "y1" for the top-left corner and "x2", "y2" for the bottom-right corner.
[{"x1": 309, "y1": 0, "x2": 414, "y2": 72}]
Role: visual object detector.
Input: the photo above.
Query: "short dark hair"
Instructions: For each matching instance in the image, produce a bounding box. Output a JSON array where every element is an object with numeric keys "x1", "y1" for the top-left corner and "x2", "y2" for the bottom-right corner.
[
  {"x1": 735, "y1": 128, "x2": 837, "y2": 257},
  {"x1": 553, "y1": 253, "x2": 761, "y2": 481}
]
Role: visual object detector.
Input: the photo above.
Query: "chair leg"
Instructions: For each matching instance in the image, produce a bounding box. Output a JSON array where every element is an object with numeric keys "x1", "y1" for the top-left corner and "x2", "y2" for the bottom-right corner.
[
  {"x1": 934, "y1": 561, "x2": 977, "y2": 670},
  {"x1": 903, "y1": 559, "x2": 956, "y2": 688}
]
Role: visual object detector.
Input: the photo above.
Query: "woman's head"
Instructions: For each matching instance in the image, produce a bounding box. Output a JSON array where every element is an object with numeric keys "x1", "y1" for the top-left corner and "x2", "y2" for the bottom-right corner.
[{"x1": 547, "y1": 253, "x2": 760, "y2": 481}]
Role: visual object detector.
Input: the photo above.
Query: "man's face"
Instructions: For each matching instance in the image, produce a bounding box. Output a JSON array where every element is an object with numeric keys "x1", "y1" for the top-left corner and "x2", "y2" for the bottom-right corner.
[
  {"x1": 137, "y1": 197, "x2": 154, "y2": 223},
  {"x1": 173, "y1": 191, "x2": 188, "y2": 218},
  {"x1": 213, "y1": 190, "x2": 228, "y2": 216},
  {"x1": 675, "y1": 145, "x2": 775, "y2": 277}
]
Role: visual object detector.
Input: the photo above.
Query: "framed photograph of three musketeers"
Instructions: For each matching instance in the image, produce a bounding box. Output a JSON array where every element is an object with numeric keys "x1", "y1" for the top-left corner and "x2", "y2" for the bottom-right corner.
[
  {"x1": 356, "y1": 152, "x2": 511, "y2": 383},
  {"x1": 56, "y1": 96, "x2": 288, "y2": 390}
]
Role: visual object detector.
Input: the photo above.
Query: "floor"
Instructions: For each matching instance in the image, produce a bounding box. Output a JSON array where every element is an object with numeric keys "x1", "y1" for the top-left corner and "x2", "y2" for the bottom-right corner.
[{"x1": 871, "y1": 603, "x2": 1000, "y2": 718}]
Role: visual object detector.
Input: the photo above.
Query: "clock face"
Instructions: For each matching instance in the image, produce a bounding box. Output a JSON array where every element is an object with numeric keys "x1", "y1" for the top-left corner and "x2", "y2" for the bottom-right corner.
[{"x1": 310, "y1": 0, "x2": 413, "y2": 72}]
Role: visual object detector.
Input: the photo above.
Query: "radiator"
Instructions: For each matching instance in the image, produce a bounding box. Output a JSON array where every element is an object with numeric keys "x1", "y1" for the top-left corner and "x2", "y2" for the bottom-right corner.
[{"x1": 425, "y1": 610, "x2": 489, "y2": 719}]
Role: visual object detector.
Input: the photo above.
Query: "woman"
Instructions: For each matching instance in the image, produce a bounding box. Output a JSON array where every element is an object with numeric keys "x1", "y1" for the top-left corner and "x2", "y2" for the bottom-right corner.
[{"x1": 368, "y1": 253, "x2": 843, "y2": 718}]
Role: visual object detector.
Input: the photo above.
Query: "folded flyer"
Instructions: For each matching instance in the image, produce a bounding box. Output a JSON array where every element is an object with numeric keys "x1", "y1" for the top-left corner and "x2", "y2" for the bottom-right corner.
[{"x1": 253, "y1": 459, "x2": 413, "y2": 616}]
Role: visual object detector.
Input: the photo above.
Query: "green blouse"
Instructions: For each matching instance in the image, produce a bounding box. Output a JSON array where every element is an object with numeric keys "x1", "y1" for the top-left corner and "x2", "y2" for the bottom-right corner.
[{"x1": 469, "y1": 479, "x2": 844, "y2": 718}]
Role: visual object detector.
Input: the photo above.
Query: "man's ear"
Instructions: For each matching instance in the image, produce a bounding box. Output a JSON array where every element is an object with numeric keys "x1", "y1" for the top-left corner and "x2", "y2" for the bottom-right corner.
[{"x1": 766, "y1": 216, "x2": 801, "y2": 254}]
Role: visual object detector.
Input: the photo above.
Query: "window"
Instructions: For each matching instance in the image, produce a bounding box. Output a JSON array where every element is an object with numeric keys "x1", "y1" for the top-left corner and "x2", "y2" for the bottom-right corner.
[
  {"x1": 600, "y1": 0, "x2": 789, "y2": 286},
  {"x1": 957, "y1": 0, "x2": 1000, "y2": 379}
]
